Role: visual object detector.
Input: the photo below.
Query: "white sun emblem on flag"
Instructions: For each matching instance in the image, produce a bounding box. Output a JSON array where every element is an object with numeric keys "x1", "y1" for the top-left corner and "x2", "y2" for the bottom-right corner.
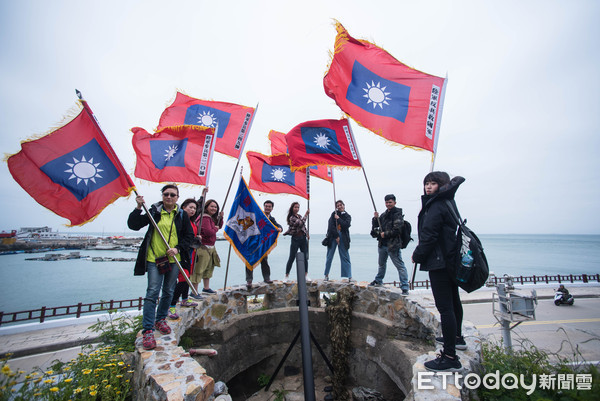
[
  {"x1": 363, "y1": 81, "x2": 391, "y2": 109},
  {"x1": 270, "y1": 167, "x2": 287, "y2": 182},
  {"x1": 197, "y1": 111, "x2": 218, "y2": 128},
  {"x1": 164, "y1": 145, "x2": 178, "y2": 161},
  {"x1": 313, "y1": 132, "x2": 331, "y2": 149},
  {"x1": 64, "y1": 156, "x2": 103, "y2": 185}
]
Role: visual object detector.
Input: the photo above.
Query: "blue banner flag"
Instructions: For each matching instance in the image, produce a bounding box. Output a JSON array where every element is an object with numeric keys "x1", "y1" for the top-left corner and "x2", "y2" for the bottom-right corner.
[{"x1": 224, "y1": 177, "x2": 280, "y2": 270}]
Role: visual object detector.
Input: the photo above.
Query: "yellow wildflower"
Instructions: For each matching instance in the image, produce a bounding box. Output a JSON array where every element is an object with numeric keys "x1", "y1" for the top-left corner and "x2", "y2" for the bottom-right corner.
[
  {"x1": 1, "y1": 365, "x2": 12, "y2": 375},
  {"x1": 64, "y1": 378, "x2": 73, "y2": 383},
  {"x1": 45, "y1": 370, "x2": 54, "y2": 375},
  {"x1": 74, "y1": 387, "x2": 83, "y2": 394},
  {"x1": 90, "y1": 390, "x2": 97, "y2": 396},
  {"x1": 50, "y1": 387, "x2": 59, "y2": 392},
  {"x1": 105, "y1": 384, "x2": 112, "y2": 389},
  {"x1": 44, "y1": 379, "x2": 53, "y2": 384},
  {"x1": 82, "y1": 369, "x2": 92, "y2": 375},
  {"x1": 118, "y1": 361, "x2": 125, "y2": 366}
]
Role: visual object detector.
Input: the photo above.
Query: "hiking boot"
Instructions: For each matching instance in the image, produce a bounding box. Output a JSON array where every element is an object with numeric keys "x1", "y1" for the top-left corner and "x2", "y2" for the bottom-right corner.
[
  {"x1": 424, "y1": 353, "x2": 462, "y2": 372},
  {"x1": 202, "y1": 288, "x2": 216, "y2": 294},
  {"x1": 402, "y1": 289, "x2": 409, "y2": 296},
  {"x1": 246, "y1": 281, "x2": 253, "y2": 290},
  {"x1": 436, "y1": 336, "x2": 467, "y2": 351},
  {"x1": 154, "y1": 319, "x2": 171, "y2": 335},
  {"x1": 142, "y1": 330, "x2": 156, "y2": 350},
  {"x1": 324, "y1": 275, "x2": 329, "y2": 281},
  {"x1": 168, "y1": 307, "x2": 179, "y2": 320},
  {"x1": 264, "y1": 280, "x2": 273, "y2": 284},
  {"x1": 369, "y1": 280, "x2": 382, "y2": 287},
  {"x1": 180, "y1": 299, "x2": 198, "y2": 307}
]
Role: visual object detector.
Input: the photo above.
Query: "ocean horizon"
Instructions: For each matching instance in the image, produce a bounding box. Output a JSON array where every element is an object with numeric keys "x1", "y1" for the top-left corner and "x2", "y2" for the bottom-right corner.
[{"x1": 1, "y1": 233, "x2": 599, "y2": 315}]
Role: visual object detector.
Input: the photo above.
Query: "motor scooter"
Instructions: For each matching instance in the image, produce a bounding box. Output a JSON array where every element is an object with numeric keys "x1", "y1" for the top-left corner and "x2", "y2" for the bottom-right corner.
[{"x1": 554, "y1": 291, "x2": 574, "y2": 306}]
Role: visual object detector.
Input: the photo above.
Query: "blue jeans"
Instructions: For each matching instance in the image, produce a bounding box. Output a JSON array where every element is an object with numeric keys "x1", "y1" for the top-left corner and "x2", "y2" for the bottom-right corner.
[
  {"x1": 374, "y1": 246, "x2": 409, "y2": 290},
  {"x1": 324, "y1": 236, "x2": 351, "y2": 278},
  {"x1": 143, "y1": 262, "x2": 179, "y2": 331}
]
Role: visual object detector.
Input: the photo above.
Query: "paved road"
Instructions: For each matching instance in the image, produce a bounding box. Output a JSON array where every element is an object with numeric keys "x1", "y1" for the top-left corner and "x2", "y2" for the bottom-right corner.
[{"x1": 463, "y1": 297, "x2": 600, "y2": 363}]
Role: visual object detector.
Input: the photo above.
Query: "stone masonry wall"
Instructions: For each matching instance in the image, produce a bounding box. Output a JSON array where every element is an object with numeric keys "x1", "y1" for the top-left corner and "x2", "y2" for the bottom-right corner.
[{"x1": 132, "y1": 281, "x2": 481, "y2": 401}]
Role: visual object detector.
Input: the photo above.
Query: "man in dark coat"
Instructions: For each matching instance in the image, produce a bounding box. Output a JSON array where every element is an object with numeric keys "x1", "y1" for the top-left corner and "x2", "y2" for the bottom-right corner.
[{"x1": 369, "y1": 194, "x2": 409, "y2": 294}]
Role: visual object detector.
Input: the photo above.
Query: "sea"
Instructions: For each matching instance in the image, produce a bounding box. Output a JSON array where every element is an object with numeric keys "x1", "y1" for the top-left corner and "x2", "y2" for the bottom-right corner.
[{"x1": 1, "y1": 234, "x2": 599, "y2": 315}]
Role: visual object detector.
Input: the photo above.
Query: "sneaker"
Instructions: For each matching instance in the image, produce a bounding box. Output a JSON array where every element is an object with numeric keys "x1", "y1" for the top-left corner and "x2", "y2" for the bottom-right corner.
[
  {"x1": 369, "y1": 280, "x2": 382, "y2": 287},
  {"x1": 435, "y1": 336, "x2": 467, "y2": 351},
  {"x1": 142, "y1": 330, "x2": 156, "y2": 350},
  {"x1": 202, "y1": 288, "x2": 216, "y2": 294},
  {"x1": 246, "y1": 281, "x2": 253, "y2": 290},
  {"x1": 424, "y1": 353, "x2": 462, "y2": 372},
  {"x1": 402, "y1": 289, "x2": 409, "y2": 296},
  {"x1": 264, "y1": 280, "x2": 273, "y2": 284},
  {"x1": 305, "y1": 275, "x2": 312, "y2": 282},
  {"x1": 180, "y1": 299, "x2": 198, "y2": 307},
  {"x1": 154, "y1": 319, "x2": 171, "y2": 335},
  {"x1": 168, "y1": 307, "x2": 179, "y2": 320},
  {"x1": 190, "y1": 293, "x2": 204, "y2": 300},
  {"x1": 283, "y1": 275, "x2": 289, "y2": 283}
]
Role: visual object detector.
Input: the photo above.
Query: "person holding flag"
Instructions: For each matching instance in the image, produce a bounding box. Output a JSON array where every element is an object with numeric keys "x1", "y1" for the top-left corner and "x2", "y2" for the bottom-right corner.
[
  {"x1": 369, "y1": 194, "x2": 410, "y2": 295},
  {"x1": 128, "y1": 184, "x2": 194, "y2": 350},
  {"x1": 283, "y1": 202, "x2": 310, "y2": 282},
  {"x1": 323, "y1": 200, "x2": 352, "y2": 281},
  {"x1": 191, "y1": 198, "x2": 224, "y2": 295}
]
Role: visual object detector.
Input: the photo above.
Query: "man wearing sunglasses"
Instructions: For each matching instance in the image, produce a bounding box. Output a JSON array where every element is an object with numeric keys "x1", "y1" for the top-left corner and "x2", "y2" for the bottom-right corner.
[{"x1": 128, "y1": 184, "x2": 194, "y2": 350}]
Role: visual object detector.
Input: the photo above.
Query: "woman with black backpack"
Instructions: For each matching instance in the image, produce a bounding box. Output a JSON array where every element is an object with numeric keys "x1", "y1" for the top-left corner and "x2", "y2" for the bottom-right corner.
[{"x1": 412, "y1": 171, "x2": 466, "y2": 372}]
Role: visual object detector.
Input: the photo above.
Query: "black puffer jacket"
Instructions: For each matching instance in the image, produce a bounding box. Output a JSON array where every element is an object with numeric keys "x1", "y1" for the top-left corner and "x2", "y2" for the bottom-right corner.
[
  {"x1": 412, "y1": 177, "x2": 464, "y2": 271},
  {"x1": 326, "y1": 210, "x2": 351, "y2": 249},
  {"x1": 128, "y1": 202, "x2": 194, "y2": 276}
]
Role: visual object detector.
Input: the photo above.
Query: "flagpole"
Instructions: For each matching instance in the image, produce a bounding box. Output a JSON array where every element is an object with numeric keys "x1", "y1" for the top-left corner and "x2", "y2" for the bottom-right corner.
[
  {"x1": 306, "y1": 168, "x2": 310, "y2": 260},
  {"x1": 221, "y1": 103, "x2": 259, "y2": 211},
  {"x1": 331, "y1": 168, "x2": 337, "y2": 207},
  {"x1": 346, "y1": 120, "x2": 382, "y2": 229},
  {"x1": 223, "y1": 166, "x2": 243, "y2": 290}
]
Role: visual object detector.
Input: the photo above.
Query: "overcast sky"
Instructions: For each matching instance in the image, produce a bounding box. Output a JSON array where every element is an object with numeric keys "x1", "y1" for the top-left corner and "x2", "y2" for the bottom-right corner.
[{"x1": 1, "y1": 0, "x2": 599, "y2": 235}]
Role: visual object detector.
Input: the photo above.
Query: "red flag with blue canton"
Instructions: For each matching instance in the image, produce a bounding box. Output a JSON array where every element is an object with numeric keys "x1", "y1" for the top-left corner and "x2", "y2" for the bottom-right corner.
[
  {"x1": 7, "y1": 103, "x2": 135, "y2": 226},
  {"x1": 157, "y1": 92, "x2": 255, "y2": 159},
  {"x1": 132, "y1": 125, "x2": 216, "y2": 186},
  {"x1": 323, "y1": 22, "x2": 447, "y2": 153},
  {"x1": 285, "y1": 118, "x2": 361, "y2": 172},
  {"x1": 269, "y1": 130, "x2": 333, "y2": 183},
  {"x1": 246, "y1": 151, "x2": 308, "y2": 199},
  {"x1": 224, "y1": 176, "x2": 280, "y2": 270}
]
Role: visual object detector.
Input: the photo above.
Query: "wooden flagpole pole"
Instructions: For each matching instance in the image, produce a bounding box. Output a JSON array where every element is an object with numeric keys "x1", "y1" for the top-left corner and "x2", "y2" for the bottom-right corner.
[
  {"x1": 346, "y1": 120, "x2": 382, "y2": 229},
  {"x1": 75, "y1": 89, "x2": 199, "y2": 296}
]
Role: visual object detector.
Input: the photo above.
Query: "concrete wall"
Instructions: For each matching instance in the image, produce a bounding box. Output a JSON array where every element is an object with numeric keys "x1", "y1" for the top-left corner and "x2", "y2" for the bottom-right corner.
[{"x1": 132, "y1": 281, "x2": 481, "y2": 401}]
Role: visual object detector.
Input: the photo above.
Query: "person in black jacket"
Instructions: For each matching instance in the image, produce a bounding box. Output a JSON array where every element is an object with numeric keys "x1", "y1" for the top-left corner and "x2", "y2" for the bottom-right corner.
[
  {"x1": 412, "y1": 172, "x2": 465, "y2": 372},
  {"x1": 323, "y1": 200, "x2": 352, "y2": 281},
  {"x1": 369, "y1": 194, "x2": 409, "y2": 294},
  {"x1": 127, "y1": 184, "x2": 194, "y2": 350}
]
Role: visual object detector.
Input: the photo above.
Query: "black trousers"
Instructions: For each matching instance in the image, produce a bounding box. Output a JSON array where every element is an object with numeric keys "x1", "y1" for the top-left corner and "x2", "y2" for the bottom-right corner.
[
  {"x1": 246, "y1": 256, "x2": 271, "y2": 282},
  {"x1": 170, "y1": 281, "x2": 190, "y2": 306},
  {"x1": 285, "y1": 235, "x2": 308, "y2": 275},
  {"x1": 429, "y1": 267, "x2": 463, "y2": 357}
]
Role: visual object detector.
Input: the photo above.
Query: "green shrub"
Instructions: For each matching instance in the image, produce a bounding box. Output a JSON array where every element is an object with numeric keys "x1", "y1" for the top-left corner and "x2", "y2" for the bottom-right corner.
[{"x1": 478, "y1": 339, "x2": 600, "y2": 400}]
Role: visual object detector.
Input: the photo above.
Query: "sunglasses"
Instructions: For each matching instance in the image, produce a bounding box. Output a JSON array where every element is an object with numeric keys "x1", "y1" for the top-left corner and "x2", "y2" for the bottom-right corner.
[{"x1": 162, "y1": 192, "x2": 178, "y2": 198}]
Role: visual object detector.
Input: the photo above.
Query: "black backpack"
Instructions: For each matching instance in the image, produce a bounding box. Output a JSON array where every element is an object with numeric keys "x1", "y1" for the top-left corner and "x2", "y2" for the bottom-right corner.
[
  {"x1": 400, "y1": 219, "x2": 413, "y2": 249},
  {"x1": 445, "y1": 200, "x2": 489, "y2": 293}
]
